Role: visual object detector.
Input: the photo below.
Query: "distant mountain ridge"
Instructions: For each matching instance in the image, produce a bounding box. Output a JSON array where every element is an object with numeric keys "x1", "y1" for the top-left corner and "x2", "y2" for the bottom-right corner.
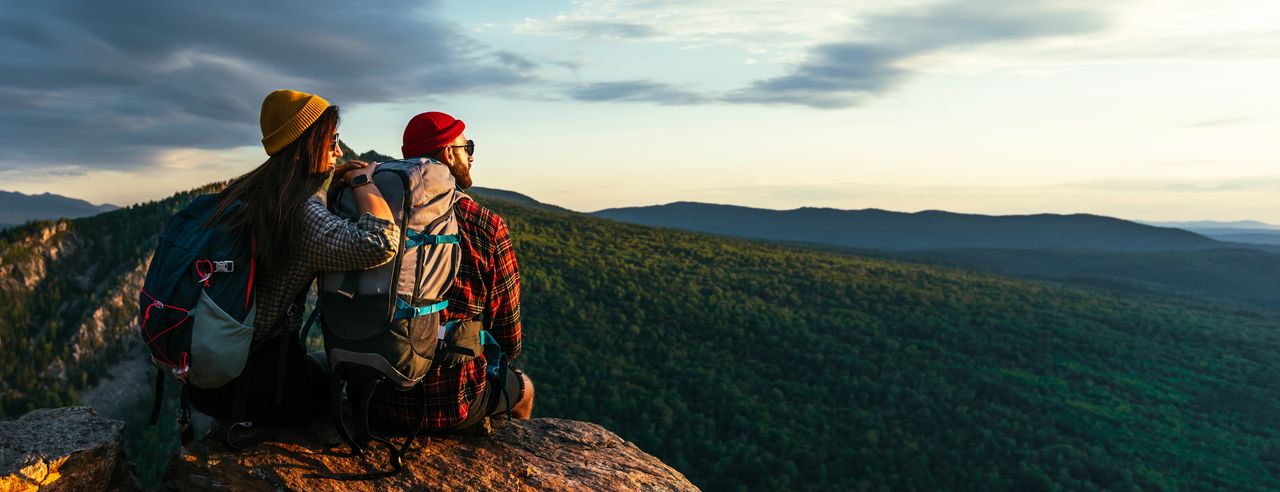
[
  {"x1": 593, "y1": 201, "x2": 1232, "y2": 252},
  {"x1": 1144, "y1": 220, "x2": 1280, "y2": 230},
  {"x1": 0, "y1": 190, "x2": 117, "y2": 228},
  {"x1": 1138, "y1": 220, "x2": 1280, "y2": 246}
]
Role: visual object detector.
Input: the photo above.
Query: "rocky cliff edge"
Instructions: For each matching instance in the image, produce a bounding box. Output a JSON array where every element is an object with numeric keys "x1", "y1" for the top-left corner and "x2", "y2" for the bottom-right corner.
[{"x1": 1, "y1": 406, "x2": 698, "y2": 491}]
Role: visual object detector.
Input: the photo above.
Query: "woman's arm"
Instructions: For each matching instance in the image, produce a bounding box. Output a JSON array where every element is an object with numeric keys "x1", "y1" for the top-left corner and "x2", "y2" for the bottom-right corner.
[
  {"x1": 339, "y1": 161, "x2": 394, "y2": 222},
  {"x1": 297, "y1": 198, "x2": 399, "y2": 272},
  {"x1": 297, "y1": 160, "x2": 401, "y2": 274}
]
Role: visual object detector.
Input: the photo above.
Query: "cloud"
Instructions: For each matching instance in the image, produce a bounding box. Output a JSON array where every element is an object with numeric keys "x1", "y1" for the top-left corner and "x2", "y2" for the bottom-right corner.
[
  {"x1": 547, "y1": 21, "x2": 660, "y2": 40},
  {"x1": 568, "y1": 81, "x2": 710, "y2": 105},
  {"x1": 1186, "y1": 117, "x2": 1250, "y2": 128},
  {"x1": 528, "y1": 0, "x2": 1108, "y2": 109},
  {"x1": 1067, "y1": 176, "x2": 1280, "y2": 193},
  {"x1": 722, "y1": 43, "x2": 910, "y2": 108},
  {"x1": 0, "y1": 0, "x2": 538, "y2": 172},
  {"x1": 728, "y1": 0, "x2": 1107, "y2": 108}
]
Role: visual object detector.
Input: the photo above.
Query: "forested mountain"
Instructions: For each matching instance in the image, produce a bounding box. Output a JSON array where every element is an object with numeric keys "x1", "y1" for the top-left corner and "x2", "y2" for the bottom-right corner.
[
  {"x1": 1198, "y1": 230, "x2": 1280, "y2": 246},
  {"x1": 853, "y1": 247, "x2": 1280, "y2": 311},
  {"x1": 593, "y1": 201, "x2": 1236, "y2": 251},
  {"x1": 3, "y1": 165, "x2": 1280, "y2": 489},
  {"x1": 0, "y1": 190, "x2": 118, "y2": 229},
  {"x1": 0, "y1": 184, "x2": 222, "y2": 416},
  {"x1": 1176, "y1": 228, "x2": 1280, "y2": 246}
]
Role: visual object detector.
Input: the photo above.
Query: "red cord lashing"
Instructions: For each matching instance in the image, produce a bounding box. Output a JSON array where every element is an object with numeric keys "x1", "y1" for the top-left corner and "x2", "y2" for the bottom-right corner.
[{"x1": 194, "y1": 259, "x2": 213, "y2": 287}]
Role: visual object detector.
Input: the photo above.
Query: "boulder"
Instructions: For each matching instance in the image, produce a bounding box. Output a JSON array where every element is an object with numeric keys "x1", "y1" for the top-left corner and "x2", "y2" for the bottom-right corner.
[
  {"x1": 166, "y1": 417, "x2": 698, "y2": 491},
  {"x1": 0, "y1": 406, "x2": 139, "y2": 492}
]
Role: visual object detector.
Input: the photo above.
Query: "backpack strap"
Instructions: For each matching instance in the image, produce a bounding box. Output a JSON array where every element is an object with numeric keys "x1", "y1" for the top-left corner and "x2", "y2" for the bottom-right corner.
[
  {"x1": 179, "y1": 385, "x2": 194, "y2": 444},
  {"x1": 149, "y1": 368, "x2": 165, "y2": 425},
  {"x1": 394, "y1": 298, "x2": 448, "y2": 319},
  {"x1": 403, "y1": 230, "x2": 459, "y2": 248},
  {"x1": 299, "y1": 298, "x2": 322, "y2": 345},
  {"x1": 313, "y1": 366, "x2": 413, "y2": 481},
  {"x1": 275, "y1": 290, "x2": 308, "y2": 405}
]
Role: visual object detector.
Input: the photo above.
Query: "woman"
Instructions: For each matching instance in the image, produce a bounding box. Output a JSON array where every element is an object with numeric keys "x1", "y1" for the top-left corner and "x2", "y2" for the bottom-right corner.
[{"x1": 187, "y1": 89, "x2": 399, "y2": 431}]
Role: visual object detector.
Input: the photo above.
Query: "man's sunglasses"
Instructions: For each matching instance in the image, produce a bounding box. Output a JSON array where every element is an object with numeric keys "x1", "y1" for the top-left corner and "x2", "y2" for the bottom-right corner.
[{"x1": 448, "y1": 139, "x2": 475, "y2": 156}]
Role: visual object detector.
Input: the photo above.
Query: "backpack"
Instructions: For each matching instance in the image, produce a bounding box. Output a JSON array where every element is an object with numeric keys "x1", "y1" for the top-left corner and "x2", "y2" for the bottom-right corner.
[
  {"x1": 314, "y1": 157, "x2": 503, "y2": 479},
  {"x1": 137, "y1": 194, "x2": 258, "y2": 443}
]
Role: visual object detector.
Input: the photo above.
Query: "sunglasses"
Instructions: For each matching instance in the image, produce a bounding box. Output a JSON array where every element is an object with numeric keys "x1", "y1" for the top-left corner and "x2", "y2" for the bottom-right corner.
[
  {"x1": 332, "y1": 133, "x2": 341, "y2": 152},
  {"x1": 448, "y1": 139, "x2": 475, "y2": 156}
]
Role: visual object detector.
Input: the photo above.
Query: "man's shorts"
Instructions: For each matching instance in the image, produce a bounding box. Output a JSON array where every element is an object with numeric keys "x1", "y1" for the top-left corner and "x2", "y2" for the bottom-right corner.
[{"x1": 447, "y1": 364, "x2": 526, "y2": 431}]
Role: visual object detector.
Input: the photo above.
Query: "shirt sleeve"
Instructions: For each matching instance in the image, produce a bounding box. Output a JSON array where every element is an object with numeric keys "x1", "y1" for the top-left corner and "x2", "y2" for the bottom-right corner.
[
  {"x1": 297, "y1": 197, "x2": 400, "y2": 272},
  {"x1": 486, "y1": 216, "x2": 523, "y2": 360}
]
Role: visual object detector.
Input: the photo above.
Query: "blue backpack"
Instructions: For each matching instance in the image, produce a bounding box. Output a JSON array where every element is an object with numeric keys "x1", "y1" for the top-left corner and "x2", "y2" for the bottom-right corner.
[{"x1": 138, "y1": 194, "x2": 257, "y2": 441}]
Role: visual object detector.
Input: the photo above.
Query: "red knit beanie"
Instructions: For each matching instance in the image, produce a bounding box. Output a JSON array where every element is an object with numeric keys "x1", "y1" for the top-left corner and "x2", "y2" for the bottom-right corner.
[{"x1": 402, "y1": 112, "x2": 465, "y2": 158}]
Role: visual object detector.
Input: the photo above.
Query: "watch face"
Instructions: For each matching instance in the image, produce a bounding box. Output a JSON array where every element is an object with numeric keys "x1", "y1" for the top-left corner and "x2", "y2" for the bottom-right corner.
[{"x1": 352, "y1": 174, "x2": 370, "y2": 186}]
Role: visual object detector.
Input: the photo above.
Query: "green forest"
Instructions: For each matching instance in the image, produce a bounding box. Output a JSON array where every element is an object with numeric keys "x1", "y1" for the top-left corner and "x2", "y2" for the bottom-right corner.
[
  {"x1": 497, "y1": 198, "x2": 1280, "y2": 491},
  {"x1": 3, "y1": 182, "x2": 1280, "y2": 490},
  {"x1": 0, "y1": 184, "x2": 223, "y2": 415}
]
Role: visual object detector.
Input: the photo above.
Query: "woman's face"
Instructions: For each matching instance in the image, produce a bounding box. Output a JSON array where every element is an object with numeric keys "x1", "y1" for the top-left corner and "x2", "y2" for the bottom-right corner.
[{"x1": 326, "y1": 132, "x2": 343, "y2": 171}]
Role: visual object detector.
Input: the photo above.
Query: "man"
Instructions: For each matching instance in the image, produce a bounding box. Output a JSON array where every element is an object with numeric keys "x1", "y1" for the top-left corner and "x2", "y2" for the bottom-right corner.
[{"x1": 369, "y1": 111, "x2": 534, "y2": 432}]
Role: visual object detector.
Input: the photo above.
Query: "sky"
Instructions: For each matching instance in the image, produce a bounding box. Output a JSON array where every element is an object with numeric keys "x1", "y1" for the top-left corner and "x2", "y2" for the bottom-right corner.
[{"x1": 0, "y1": 0, "x2": 1277, "y2": 222}]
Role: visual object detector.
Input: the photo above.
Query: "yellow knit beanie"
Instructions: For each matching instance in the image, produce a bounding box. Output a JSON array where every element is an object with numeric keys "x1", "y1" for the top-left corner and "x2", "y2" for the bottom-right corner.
[{"x1": 259, "y1": 89, "x2": 331, "y2": 155}]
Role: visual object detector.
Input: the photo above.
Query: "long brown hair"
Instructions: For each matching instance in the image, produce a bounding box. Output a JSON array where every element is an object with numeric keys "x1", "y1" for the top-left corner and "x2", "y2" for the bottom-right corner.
[{"x1": 209, "y1": 106, "x2": 340, "y2": 273}]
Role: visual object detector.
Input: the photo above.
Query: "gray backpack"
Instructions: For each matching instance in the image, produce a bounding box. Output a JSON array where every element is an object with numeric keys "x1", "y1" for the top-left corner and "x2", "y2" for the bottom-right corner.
[{"x1": 313, "y1": 157, "x2": 493, "y2": 479}]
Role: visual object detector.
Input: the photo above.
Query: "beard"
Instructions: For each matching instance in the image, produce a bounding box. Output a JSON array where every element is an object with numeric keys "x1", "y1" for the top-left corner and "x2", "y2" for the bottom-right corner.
[{"x1": 449, "y1": 162, "x2": 473, "y2": 189}]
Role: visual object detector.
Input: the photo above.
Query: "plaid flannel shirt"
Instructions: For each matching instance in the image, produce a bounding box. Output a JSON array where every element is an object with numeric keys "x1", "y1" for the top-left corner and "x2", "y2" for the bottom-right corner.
[
  {"x1": 252, "y1": 197, "x2": 399, "y2": 339},
  {"x1": 369, "y1": 196, "x2": 523, "y2": 430}
]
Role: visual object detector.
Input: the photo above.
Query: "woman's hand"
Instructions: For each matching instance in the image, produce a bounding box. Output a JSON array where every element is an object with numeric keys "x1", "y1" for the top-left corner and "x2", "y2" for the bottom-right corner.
[
  {"x1": 333, "y1": 160, "x2": 367, "y2": 182},
  {"x1": 338, "y1": 160, "x2": 377, "y2": 186}
]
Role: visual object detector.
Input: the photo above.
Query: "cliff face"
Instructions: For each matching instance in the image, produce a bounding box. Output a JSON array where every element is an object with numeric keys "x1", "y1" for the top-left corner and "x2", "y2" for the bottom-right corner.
[
  {"x1": 0, "y1": 407, "x2": 139, "y2": 492},
  {"x1": 68, "y1": 261, "x2": 146, "y2": 365},
  {"x1": 0, "y1": 221, "x2": 75, "y2": 292},
  {"x1": 167, "y1": 417, "x2": 698, "y2": 492},
  {"x1": 1, "y1": 215, "x2": 151, "y2": 414}
]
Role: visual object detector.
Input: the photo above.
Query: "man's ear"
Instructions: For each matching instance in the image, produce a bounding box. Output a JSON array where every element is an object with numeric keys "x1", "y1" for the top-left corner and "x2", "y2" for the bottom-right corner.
[{"x1": 437, "y1": 148, "x2": 453, "y2": 165}]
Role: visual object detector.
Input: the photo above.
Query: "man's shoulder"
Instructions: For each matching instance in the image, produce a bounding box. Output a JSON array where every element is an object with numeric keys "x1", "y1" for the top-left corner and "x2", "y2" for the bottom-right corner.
[{"x1": 456, "y1": 195, "x2": 509, "y2": 236}]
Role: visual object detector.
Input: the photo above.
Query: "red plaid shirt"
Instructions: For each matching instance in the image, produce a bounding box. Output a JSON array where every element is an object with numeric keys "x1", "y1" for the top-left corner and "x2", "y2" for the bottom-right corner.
[{"x1": 369, "y1": 196, "x2": 523, "y2": 430}]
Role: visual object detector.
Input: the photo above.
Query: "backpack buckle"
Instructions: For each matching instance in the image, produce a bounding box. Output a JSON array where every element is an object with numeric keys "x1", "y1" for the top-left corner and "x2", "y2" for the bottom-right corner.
[{"x1": 213, "y1": 261, "x2": 235, "y2": 273}]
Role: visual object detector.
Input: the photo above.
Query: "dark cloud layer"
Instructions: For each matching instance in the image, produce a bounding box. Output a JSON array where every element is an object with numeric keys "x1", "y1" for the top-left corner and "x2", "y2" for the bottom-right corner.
[{"x1": 0, "y1": 0, "x2": 537, "y2": 171}]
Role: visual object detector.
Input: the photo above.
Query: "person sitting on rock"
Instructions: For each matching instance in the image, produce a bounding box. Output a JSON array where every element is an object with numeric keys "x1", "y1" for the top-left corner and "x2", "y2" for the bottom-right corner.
[
  {"x1": 188, "y1": 90, "x2": 400, "y2": 429},
  {"x1": 368, "y1": 111, "x2": 534, "y2": 432}
]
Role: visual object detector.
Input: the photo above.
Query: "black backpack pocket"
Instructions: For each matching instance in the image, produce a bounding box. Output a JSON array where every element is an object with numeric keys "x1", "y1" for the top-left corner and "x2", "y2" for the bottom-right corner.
[
  {"x1": 434, "y1": 320, "x2": 484, "y2": 368},
  {"x1": 318, "y1": 290, "x2": 394, "y2": 342}
]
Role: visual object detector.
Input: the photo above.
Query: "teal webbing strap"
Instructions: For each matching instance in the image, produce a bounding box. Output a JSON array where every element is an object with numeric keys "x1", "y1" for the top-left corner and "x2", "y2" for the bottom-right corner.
[
  {"x1": 480, "y1": 330, "x2": 502, "y2": 377},
  {"x1": 393, "y1": 298, "x2": 449, "y2": 319},
  {"x1": 404, "y1": 229, "x2": 459, "y2": 249}
]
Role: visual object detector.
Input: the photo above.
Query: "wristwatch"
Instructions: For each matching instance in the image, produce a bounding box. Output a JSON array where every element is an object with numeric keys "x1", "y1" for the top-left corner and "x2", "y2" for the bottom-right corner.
[{"x1": 350, "y1": 173, "x2": 372, "y2": 188}]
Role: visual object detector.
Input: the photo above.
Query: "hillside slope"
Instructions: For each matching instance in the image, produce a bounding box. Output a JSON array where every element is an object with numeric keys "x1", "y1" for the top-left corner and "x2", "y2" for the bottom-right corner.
[
  {"x1": 2, "y1": 185, "x2": 1279, "y2": 490},
  {"x1": 593, "y1": 201, "x2": 1229, "y2": 251},
  {"x1": 502, "y1": 199, "x2": 1280, "y2": 491},
  {"x1": 886, "y1": 247, "x2": 1280, "y2": 310}
]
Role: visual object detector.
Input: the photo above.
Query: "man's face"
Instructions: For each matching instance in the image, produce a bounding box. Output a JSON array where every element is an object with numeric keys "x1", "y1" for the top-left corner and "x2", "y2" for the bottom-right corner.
[{"x1": 445, "y1": 133, "x2": 473, "y2": 189}]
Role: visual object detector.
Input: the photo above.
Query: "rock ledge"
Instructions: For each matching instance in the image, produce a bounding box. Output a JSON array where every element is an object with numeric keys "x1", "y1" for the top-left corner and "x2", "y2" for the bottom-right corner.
[
  {"x1": 0, "y1": 406, "x2": 139, "y2": 492},
  {"x1": 166, "y1": 417, "x2": 698, "y2": 491}
]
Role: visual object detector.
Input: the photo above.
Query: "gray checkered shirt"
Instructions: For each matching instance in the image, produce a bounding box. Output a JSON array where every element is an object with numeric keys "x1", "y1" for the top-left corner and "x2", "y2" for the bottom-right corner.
[{"x1": 251, "y1": 196, "x2": 399, "y2": 339}]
